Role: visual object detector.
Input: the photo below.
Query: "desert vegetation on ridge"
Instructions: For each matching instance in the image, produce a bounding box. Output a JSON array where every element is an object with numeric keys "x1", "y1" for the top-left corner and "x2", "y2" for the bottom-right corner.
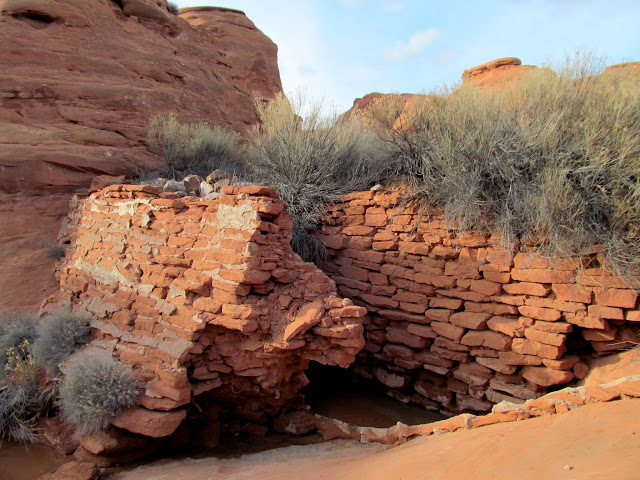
[{"x1": 147, "y1": 54, "x2": 640, "y2": 277}]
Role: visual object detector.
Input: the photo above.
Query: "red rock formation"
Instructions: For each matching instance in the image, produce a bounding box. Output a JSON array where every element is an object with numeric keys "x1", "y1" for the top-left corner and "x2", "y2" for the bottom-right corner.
[
  {"x1": 0, "y1": 0, "x2": 282, "y2": 310},
  {"x1": 461, "y1": 57, "x2": 537, "y2": 90}
]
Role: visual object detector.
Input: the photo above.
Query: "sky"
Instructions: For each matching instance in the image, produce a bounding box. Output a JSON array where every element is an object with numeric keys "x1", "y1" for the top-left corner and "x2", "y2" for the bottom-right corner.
[{"x1": 175, "y1": 0, "x2": 640, "y2": 113}]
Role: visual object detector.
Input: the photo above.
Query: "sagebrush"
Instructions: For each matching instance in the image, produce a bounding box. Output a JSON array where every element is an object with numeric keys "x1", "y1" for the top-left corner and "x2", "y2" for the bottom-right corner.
[
  {"x1": 367, "y1": 53, "x2": 640, "y2": 276},
  {"x1": 0, "y1": 340, "x2": 39, "y2": 444},
  {"x1": 35, "y1": 311, "x2": 91, "y2": 370},
  {"x1": 147, "y1": 113, "x2": 246, "y2": 179},
  {"x1": 0, "y1": 313, "x2": 39, "y2": 372},
  {"x1": 59, "y1": 350, "x2": 139, "y2": 435},
  {"x1": 249, "y1": 92, "x2": 392, "y2": 261}
]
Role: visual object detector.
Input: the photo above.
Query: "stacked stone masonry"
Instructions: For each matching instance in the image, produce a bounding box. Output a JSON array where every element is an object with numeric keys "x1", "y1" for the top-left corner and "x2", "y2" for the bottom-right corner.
[
  {"x1": 55, "y1": 184, "x2": 367, "y2": 447},
  {"x1": 319, "y1": 189, "x2": 640, "y2": 414}
]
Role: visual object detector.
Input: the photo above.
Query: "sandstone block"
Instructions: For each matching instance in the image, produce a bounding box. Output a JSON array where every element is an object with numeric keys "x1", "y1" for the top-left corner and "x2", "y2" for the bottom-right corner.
[
  {"x1": 511, "y1": 338, "x2": 566, "y2": 360},
  {"x1": 593, "y1": 288, "x2": 638, "y2": 309},
  {"x1": 524, "y1": 328, "x2": 566, "y2": 347},
  {"x1": 517, "y1": 305, "x2": 561, "y2": 322},
  {"x1": 460, "y1": 330, "x2": 512, "y2": 351},
  {"x1": 450, "y1": 312, "x2": 491, "y2": 330},
  {"x1": 521, "y1": 366, "x2": 574, "y2": 386},
  {"x1": 111, "y1": 408, "x2": 186, "y2": 438},
  {"x1": 510, "y1": 269, "x2": 574, "y2": 284},
  {"x1": 453, "y1": 362, "x2": 493, "y2": 386},
  {"x1": 487, "y1": 316, "x2": 525, "y2": 337},
  {"x1": 407, "y1": 323, "x2": 438, "y2": 339},
  {"x1": 587, "y1": 304, "x2": 625, "y2": 320},
  {"x1": 470, "y1": 279, "x2": 502, "y2": 296},
  {"x1": 385, "y1": 326, "x2": 428, "y2": 349},
  {"x1": 551, "y1": 284, "x2": 592, "y2": 303},
  {"x1": 431, "y1": 321, "x2": 465, "y2": 341},
  {"x1": 475, "y1": 357, "x2": 517, "y2": 374},
  {"x1": 283, "y1": 301, "x2": 325, "y2": 341}
]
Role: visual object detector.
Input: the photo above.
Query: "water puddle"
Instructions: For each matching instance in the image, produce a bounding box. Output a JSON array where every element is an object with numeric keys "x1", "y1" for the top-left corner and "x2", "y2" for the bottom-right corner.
[
  {"x1": 303, "y1": 364, "x2": 446, "y2": 427},
  {"x1": 0, "y1": 443, "x2": 66, "y2": 480}
]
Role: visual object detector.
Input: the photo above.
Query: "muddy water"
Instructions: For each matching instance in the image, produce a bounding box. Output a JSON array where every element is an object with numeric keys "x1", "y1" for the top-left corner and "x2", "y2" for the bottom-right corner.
[
  {"x1": 303, "y1": 365, "x2": 447, "y2": 427},
  {"x1": 0, "y1": 443, "x2": 66, "y2": 480}
]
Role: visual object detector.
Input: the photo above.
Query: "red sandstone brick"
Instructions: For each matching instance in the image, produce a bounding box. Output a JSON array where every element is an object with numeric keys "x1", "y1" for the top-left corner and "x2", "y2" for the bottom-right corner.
[
  {"x1": 338, "y1": 265, "x2": 369, "y2": 283},
  {"x1": 510, "y1": 269, "x2": 574, "y2": 284},
  {"x1": 443, "y1": 262, "x2": 480, "y2": 279},
  {"x1": 587, "y1": 304, "x2": 624, "y2": 320},
  {"x1": 436, "y1": 289, "x2": 488, "y2": 303},
  {"x1": 542, "y1": 355, "x2": 580, "y2": 370},
  {"x1": 431, "y1": 321, "x2": 465, "y2": 341},
  {"x1": 372, "y1": 241, "x2": 398, "y2": 251},
  {"x1": 517, "y1": 305, "x2": 561, "y2": 322},
  {"x1": 593, "y1": 288, "x2": 638, "y2": 309},
  {"x1": 385, "y1": 327, "x2": 428, "y2": 349},
  {"x1": 450, "y1": 312, "x2": 491, "y2": 330},
  {"x1": 361, "y1": 294, "x2": 399, "y2": 309},
  {"x1": 530, "y1": 321, "x2": 573, "y2": 334},
  {"x1": 503, "y1": 282, "x2": 550, "y2": 297},
  {"x1": 430, "y1": 345, "x2": 471, "y2": 363},
  {"x1": 499, "y1": 351, "x2": 544, "y2": 366},
  {"x1": 565, "y1": 312, "x2": 609, "y2": 329},
  {"x1": 551, "y1": 284, "x2": 592, "y2": 303},
  {"x1": 453, "y1": 362, "x2": 493, "y2": 386},
  {"x1": 521, "y1": 366, "x2": 574, "y2": 387},
  {"x1": 461, "y1": 330, "x2": 512, "y2": 351},
  {"x1": 368, "y1": 272, "x2": 388, "y2": 285},
  {"x1": 378, "y1": 309, "x2": 428, "y2": 323},
  {"x1": 524, "y1": 328, "x2": 566, "y2": 347},
  {"x1": 512, "y1": 338, "x2": 566, "y2": 360},
  {"x1": 406, "y1": 323, "x2": 437, "y2": 339},
  {"x1": 524, "y1": 296, "x2": 586, "y2": 314},
  {"x1": 398, "y1": 242, "x2": 430, "y2": 256}
]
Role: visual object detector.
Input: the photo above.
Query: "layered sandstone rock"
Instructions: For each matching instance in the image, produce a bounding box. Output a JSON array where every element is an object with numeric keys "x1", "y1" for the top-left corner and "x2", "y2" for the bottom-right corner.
[
  {"x1": 461, "y1": 57, "x2": 537, "y2": 89},
  {"x1": 48, "y1": 184, "x2": 366, "y2": 464},
  {"x1": 0, "y1": 0, "x2": 281, "y2": 310},
  {"x1": 319, "y1": 189, "x2": 640, "y2": 414}
]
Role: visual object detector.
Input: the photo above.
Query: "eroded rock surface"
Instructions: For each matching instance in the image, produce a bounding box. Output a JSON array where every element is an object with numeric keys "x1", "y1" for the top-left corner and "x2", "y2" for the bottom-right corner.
[{"x1": 0, "y1": 0, "x2": 281, "y2": 309}]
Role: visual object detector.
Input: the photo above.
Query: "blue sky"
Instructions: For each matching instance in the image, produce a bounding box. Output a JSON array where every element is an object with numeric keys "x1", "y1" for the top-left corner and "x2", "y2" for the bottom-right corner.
[{"x1": 175, "y1": 0, "x2": 640, "y2": 112}]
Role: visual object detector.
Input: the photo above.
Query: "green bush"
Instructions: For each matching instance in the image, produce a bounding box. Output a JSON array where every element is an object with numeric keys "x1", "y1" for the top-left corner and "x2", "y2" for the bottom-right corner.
[
  {"x1": 0, "y1": 313, "x2": 39, "y2": 373},
  {"x1": 378, "y1": 53, "x2": 640, "y2": 276},
  {"x1": 147, "y1": 113, "x2": 246, "y2": 180},
  {"x1": 249, "y1": 92, "x2": 392, "y2": 261},
  {"x1": 35, "y1": 311, "x2": 91, "y2": 370},
  {"x1": 59, "y1": 350, "x2": 140, "y2": 435}
]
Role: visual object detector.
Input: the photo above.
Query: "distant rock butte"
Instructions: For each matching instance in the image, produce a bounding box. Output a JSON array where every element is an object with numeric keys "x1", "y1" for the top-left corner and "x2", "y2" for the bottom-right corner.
[{"x1": 0, "y1": 0, "x2": 282, "y2": 310}]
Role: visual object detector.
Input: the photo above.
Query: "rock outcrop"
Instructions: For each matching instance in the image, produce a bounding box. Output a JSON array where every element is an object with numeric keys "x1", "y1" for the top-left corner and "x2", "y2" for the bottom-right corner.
[
  {"x1": 0, "y1": 0, "x2": 282, "y2": 310},
  {"x1": 461, "y1": 57, "x2": 537, "y2": 89},
  {"x1": 46, "y1": 184, "x2": 366, "y2": 464}
]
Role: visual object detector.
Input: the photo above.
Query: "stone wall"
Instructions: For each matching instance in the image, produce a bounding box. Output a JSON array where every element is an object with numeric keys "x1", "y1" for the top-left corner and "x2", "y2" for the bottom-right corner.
[
  {"x1": 319, "y1": 189, "x2": 640, "y2": 414},
  {"x1": 53, "y1": 184, "x2": 366, "y2": 453}
]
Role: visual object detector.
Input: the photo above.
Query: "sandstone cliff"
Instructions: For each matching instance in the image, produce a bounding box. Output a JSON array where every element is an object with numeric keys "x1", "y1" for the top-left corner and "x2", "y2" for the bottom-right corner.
[{"x1": 0, "y1": 0, "x2": 282, "y2": 309}]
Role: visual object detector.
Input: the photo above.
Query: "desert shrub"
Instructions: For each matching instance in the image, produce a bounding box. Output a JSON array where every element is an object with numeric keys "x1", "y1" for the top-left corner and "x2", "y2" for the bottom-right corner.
[
  {"x1": 147, "y1": 113, "x2": 246, "y2": 179},
  {"x1": 59, "y1": 350, "x2": 140, "y2": 435},
  {"x1": 46, "y1": 243, "x2": 66, "y2": 261},
  {"x1": 0, "y1": 339, "x2": 40, "y2": 444},
  {"x1": 167, "y1": 1, "x2": 179, "y2": 15},
  {"x1": 249, "y1": 92, "x2": 393, "y2": 261},
  {"x1": 375, "y1": 53, "x2": 640, "y2": 276},
  {"x1": 0, "y1": 313, "x2": 39, "y2": 372},
  {"x1": 34, "y1": 311, "x2": 91, "y2": 370}
]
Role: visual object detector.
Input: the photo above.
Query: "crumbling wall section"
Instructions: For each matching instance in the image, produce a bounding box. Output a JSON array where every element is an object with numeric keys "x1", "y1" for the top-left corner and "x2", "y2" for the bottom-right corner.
[
  {"x1": 55, "y1": 184, "x2": 366, "y2": 443},
  {"x1": 319, "y1": 189, "x2": 640, "y2": 414}
]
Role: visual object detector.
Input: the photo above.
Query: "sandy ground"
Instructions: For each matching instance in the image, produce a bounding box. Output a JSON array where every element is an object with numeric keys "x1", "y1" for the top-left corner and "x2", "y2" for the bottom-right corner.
[{"x1": 108, "y1": 398, "x2": 640, "y2": 480}]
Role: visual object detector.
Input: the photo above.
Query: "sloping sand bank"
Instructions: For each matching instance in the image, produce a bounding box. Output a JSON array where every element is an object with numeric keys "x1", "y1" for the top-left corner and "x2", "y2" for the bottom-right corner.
[{"x1": 109, "y1": 398, "x2": 640, "y2": 480}]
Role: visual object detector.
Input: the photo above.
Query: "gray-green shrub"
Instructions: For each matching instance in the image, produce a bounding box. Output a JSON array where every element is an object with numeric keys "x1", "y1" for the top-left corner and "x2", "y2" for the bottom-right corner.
[
  {"x1": 0, "y1": 313, "x2": 39, "y2": 372},
  {"x1": 0, "y1": 338, "x2": 39, "y2": 444},
  {"x1": 374, "y1": 53, "x2": 640, "y2": 276},
  {"x1": 35, "y1": 311, "x2": 91, "y2": 370},
  {"x1": 59, "y1": 350, "x2": 140, "y2": 435},
  {"x1": 147, "y1": 113, "x2": 245, "y2": 180},
  {"x1": 249, "y1": 92, "x2": 392, "y2": 261}
]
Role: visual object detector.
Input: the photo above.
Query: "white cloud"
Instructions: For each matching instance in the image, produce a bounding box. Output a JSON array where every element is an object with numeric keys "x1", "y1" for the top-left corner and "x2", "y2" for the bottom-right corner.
[{"x1": 387, "y1": 29, "x2": 439, "y2": 63}]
